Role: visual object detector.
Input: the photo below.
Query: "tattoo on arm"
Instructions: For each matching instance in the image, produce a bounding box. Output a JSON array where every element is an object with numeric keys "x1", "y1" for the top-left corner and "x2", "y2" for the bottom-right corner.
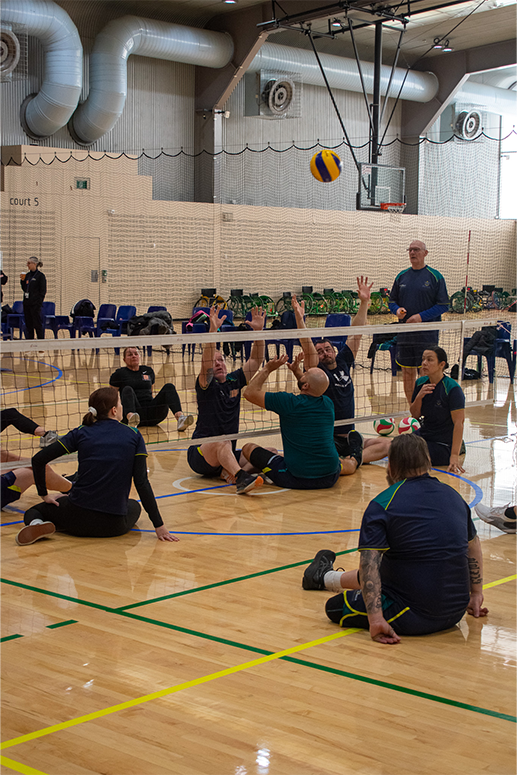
[
  {"x1": 468, "y1": 556, "x2": 482, "y2": 586},
  {"x1": 360, "y1": 551, "x2": 384, "y2": 614},
  {"x1": 205, "y1": 367, "x2": 214, "y2": 387}
]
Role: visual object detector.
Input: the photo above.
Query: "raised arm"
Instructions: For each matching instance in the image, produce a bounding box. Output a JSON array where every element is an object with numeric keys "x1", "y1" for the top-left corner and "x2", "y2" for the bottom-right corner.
[
  {"x1": 242, "y1": 306, "x2": 266, "y2": 383},
  {"x1": 292, "y1": 294, "x2": 318, "y2": 369},
  {"x1": 466, "y1": 535, "x2": 488, "y2": 617},
  {"x1": 199, "y1": 306, "x2": 226, "y2": 389},
  {"x1": 243, "y1": 355, "x2": 289, "y2": 408},
  {"x1": 347, "y1": 276, "x2": 373, "y2": 359},
  {"x1": 359, "y1": 549, "x2": 401, "y2": 644}
]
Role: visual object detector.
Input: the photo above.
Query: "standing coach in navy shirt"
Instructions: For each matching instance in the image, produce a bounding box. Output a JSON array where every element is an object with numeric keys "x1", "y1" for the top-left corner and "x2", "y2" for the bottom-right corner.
[{"x1": 389, "y1": 240, "x2": 449, "y2": 404}]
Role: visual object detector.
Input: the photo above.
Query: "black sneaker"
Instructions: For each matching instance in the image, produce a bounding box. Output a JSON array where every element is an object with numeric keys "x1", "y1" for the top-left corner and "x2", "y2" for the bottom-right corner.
[
  {"x1": 347, "y1": 430, "x2": 363, "y2": 469},
  {"x1": 302, "y1": 549, "x2": 336, "y2": 590},
  {"x1": 235, "y1": 471, "x2": 263, "y2": 495}
]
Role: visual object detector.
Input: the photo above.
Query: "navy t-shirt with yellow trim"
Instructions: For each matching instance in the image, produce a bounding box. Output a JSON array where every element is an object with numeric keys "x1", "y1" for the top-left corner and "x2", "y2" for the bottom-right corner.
[
  {"x1": 192, "y1": 368, "x2": 247, "y2": 440},
  {"x1": 358, "y1": 474, "x2": 476, "y2": 619},
  {"x1": 58, "y1": 420, "x2": 147, "y2": 515},
  {"x1": 412, "y1": 375, "x2": 465, "y2": 447}
]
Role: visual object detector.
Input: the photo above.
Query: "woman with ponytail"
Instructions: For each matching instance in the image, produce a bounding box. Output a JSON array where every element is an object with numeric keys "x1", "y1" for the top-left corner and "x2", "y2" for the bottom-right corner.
[{"x1": 16, "y1": 387, "x2": 177, "y2": 545}]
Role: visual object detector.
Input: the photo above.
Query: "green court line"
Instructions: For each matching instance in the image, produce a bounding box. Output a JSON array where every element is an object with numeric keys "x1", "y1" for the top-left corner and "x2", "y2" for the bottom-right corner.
[
  {"x1": 115, "y1": 548, "x2": 358, "y2": 611},
  {"x1": 2, "y1": 574, "x2": 516, "y2": 723},
  {"x1": 0, "y1": 578, "x2": 113, "y2": 611},
  {"x1": 46, "y1": 620, "x2": 78, "y2": 629},
  {"x1": 0, "y1": 634, "x2": 23, "y2": 643}
]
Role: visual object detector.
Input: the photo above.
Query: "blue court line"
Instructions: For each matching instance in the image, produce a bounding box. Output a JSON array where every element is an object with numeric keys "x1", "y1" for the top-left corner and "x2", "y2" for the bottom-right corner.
[
  {"x1": 0, "y1": 472, "x2": 485, "y2": 530},
  {"x1": 2, "y1": 361, "x2": 63, "y2": 395}
]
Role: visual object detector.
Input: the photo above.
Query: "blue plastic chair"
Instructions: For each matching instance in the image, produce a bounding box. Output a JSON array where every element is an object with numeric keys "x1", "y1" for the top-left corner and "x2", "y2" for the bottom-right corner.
[
  {"x1": 463, "y1": 321, "x2": 515, "y2": 383},
  {"x1": 324, "y1": 313, "x2": 351, "y2": 351},
  {"x1": 95, "y1": 304, "x2": 118, "y2": 336},
  {"x1": 6, "y1": 301, "x2": 25, "y2": 339},
  {"x1": 41, "y1": 301, "x2": 56, "y2": 338}
]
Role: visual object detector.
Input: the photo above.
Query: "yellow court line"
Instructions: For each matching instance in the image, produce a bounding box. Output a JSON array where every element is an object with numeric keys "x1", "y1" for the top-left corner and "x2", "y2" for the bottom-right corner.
[
  {"x1": 0, "y1": 756, "x2": 49, "y2": 775},
  {"x1": 484, "y1": 574, "x2": 517, "y2": 589},
  {"x1": 1, "y1": 628, "x2": 360, "y2": 751}
]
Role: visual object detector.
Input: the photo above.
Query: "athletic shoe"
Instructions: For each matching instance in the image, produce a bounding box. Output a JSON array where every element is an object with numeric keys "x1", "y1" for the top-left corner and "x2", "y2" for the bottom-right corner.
[
  {"x1": 235, "y1": 471, "x2": 263, "y2": 494},
  {"x1": 128, "y1": 413, "x2": 140, "y2": 428},
  {"x1": 475, "y1": 503, "x2": 516, "y2": 534},
  {"x1": 39, "y1": 430, "x2": 59, "y2": 448},
  {"x1": 302, "y1": 549, "x2": 336, "y2": 590},
  {"x1": 347, "y1": 430, "x2": 363, "y2": 469},
  {"x1": 177, "y1": 413, "x2": 194, "y2": 432},
  {"x1": 16, "y1": 521, "x2": 56, "y2": 546}
]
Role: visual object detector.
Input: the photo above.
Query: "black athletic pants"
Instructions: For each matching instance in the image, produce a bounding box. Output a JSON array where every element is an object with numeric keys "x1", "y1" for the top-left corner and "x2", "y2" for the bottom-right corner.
[
  {"x1": 24, "y1": 496, "x2": 141, "y2": 537},
  {"x1": 120, "y1": 383, "x2": 182, "y2": 426},
  {"x1": 0, "y1": 408, "x2": 39, "y2": 436},
  {"x1": 23, "y1": 303, "x2": 44, "y2": 339}
]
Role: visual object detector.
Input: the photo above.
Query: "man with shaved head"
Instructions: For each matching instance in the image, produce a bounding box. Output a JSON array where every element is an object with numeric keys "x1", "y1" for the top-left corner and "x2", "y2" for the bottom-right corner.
[
  {"x1": 389, "y1": 240, "x2": 449, "y2": 403},
  {"x1": 241, "y1": 356, "x2": 341, "y2": 490}
]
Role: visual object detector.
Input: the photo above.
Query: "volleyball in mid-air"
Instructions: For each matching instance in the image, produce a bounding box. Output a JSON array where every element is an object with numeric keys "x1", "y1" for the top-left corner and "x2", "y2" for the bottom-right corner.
[
  {"x1": 398, "y1": 417, "x2": 421, "y2": 434},
  {"x1": 373, "y1": 418, "x2": 395, "y2": 436},
  {"x1": 310, "y1": 150, "x2": 342, "y2": 183}
]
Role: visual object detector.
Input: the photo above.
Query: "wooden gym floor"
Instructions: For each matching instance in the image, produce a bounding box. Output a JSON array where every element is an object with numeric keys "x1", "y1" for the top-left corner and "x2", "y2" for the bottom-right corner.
[{"x1": 1, "y1": 332, "x2": 516, "y2": 775}]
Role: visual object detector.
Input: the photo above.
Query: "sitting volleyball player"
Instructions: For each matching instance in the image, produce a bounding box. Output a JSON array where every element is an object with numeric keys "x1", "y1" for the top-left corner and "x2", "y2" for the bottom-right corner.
[
  {"x1": 187, "y1": 304, "x2": 267, "y2": 495},
  {"x1": 16, "y1": 388, "x2": 177, "y2": 545},
  {"x1": 302, "y1": 434, "x2": 487, "y2": 643},
  {"x1": 292, "y1": 280, "x2": 390, "y2": 474},
  {"x1": 109, "y1": 346, "x2": 193, "y2": 431},
  {"x1": 365, "y1": 346, "x2": 466, "y2": 474},
  {"x1": 241, "y1": 354, "x2": 341, "y2": 490}
]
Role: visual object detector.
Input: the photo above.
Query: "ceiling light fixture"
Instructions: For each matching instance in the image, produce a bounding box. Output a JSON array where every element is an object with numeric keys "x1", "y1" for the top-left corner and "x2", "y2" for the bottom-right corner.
[
  {"x1": 222, "y1": 0, "x2": 237, "y2": 4},
  {"x1": 433, "y1": 37, "x2": 443, "y2": 48},
  {"x1": 331, "y1": 18, "x2": 341, "y2": 27}
]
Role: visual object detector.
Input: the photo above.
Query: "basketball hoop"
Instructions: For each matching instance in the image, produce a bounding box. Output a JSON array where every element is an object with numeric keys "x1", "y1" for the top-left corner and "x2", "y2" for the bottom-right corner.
[{"x1": 380, "y1": 202, "x2": 406, "y2": 213}]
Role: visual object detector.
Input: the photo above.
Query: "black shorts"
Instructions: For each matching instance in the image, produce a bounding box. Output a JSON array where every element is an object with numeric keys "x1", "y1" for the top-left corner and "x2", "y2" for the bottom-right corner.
[
  {"x1": 249, "y1": 447, "x2": 340, "y2": 490},
  {"x1": 1, "y1": 471, "x2": 21, "y2": 507},
  {"x1": 395, "y1": 330, "x2": 439, "y2": 368},
  {"x1": 325, "y1": 589, "x2": 464, "y2": 636},
  {"x1": 187, "y1": 444, "x2": 241, "y2": 477}
]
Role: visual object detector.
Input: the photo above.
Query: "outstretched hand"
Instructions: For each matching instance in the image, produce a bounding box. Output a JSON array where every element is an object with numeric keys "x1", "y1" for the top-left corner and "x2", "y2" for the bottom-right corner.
[
  {"x1": 287, "y1": 351, "x2": 304, "y2": 378},
  {"x1": 209, "y1": 305, "x2": 226, "y2": 332},
  {"x1": 248, "y1": 306, "x2": 266, "y2": 331},
  {"x1": 291, "y1": 294, "x2": 305, "y2": 322},
  {"x1": 356, "y1": 276, "x2": 373, "y2": 303},
  {"x1": 265, "y1": 354, "x2": 289, "y2": 373}
]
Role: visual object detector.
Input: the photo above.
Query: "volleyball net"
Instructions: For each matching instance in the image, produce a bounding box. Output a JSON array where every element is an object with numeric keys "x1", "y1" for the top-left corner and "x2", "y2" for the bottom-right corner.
[{"x1": 1, "y1": 318, "x2": 512, "y2": 467}]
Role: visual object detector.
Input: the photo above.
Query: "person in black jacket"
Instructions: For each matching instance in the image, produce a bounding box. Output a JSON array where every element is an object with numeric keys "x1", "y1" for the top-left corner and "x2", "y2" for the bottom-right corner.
[
  {"x1": 20, "y1": 257, "x2": 46, "y2": 339},
  {"x1": 1, "y1": 270, "x2": 7, "y2": 302}
]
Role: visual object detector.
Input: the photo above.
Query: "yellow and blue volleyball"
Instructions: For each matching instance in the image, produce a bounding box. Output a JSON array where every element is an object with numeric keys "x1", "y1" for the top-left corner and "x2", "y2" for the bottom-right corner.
[
  {"x1": 398, "y1": 417, "x2": 421, "y2": 434},
  {"x1": 310, "y1": 150, "x2": 342, "y2": 183},
  {"x1": 373, "y1": 418, "x2": 395, "y2": 436}
]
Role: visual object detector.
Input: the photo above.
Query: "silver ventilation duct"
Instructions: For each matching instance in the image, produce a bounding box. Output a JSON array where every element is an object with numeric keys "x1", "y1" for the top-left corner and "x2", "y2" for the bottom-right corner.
[
  {"x1": 455, "y1": 80, "x2": 517, "y2": 119},
  {"x1": 1, "y1": 0, "x2": 82, "y2": 139},
  {"x1": 70, "y1": 16, "x2": 234, "y2": 145},
  {"x1": 248, "y1": 43, "x2": 439, "y2": 103}
]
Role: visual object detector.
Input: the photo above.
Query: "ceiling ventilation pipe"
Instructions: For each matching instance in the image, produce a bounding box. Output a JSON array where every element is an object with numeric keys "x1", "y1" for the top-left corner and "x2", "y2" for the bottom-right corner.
[
  {"x1": 69, "y1": 16, "x2": 234, "y2": 145},
  {"x1": 247, "y1": 43, "x2": 439, "y2": 103},
  {"x1": 1, "y1": 0, "x2": 82, "y2": 139}
]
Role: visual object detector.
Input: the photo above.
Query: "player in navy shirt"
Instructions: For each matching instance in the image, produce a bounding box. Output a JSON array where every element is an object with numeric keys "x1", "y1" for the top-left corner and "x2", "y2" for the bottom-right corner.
[
  {"x1": 411, "y1": 345, "x2": 465, "y2": 472},
  {"x1": 293, "y1": 280, "x2": 393, "y2": 475},
  {"x1": 302, "y1": 434, "x2": 487, "y2": 644},
  {"x1": 389, "y1": 240, "x2": 449, "y2": 403},
  {"x1": 16, "y1": 387, "x2": 177, "y2": 545},
  {"x1": 187, "y1": 305, "x2": 267, "y2": 494}
]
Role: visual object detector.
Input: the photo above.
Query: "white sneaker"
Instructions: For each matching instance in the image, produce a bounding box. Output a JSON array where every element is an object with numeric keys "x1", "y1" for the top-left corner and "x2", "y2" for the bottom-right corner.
[
  {"x1": 39, "y1": 430, "x2": 59, "y2": 448},
  {"x1": 177, "y1": 413, "x2": 194, "y2": 432},
  {"x1": 475, "y1": 503, "x2": 516, "y2": 534}
]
